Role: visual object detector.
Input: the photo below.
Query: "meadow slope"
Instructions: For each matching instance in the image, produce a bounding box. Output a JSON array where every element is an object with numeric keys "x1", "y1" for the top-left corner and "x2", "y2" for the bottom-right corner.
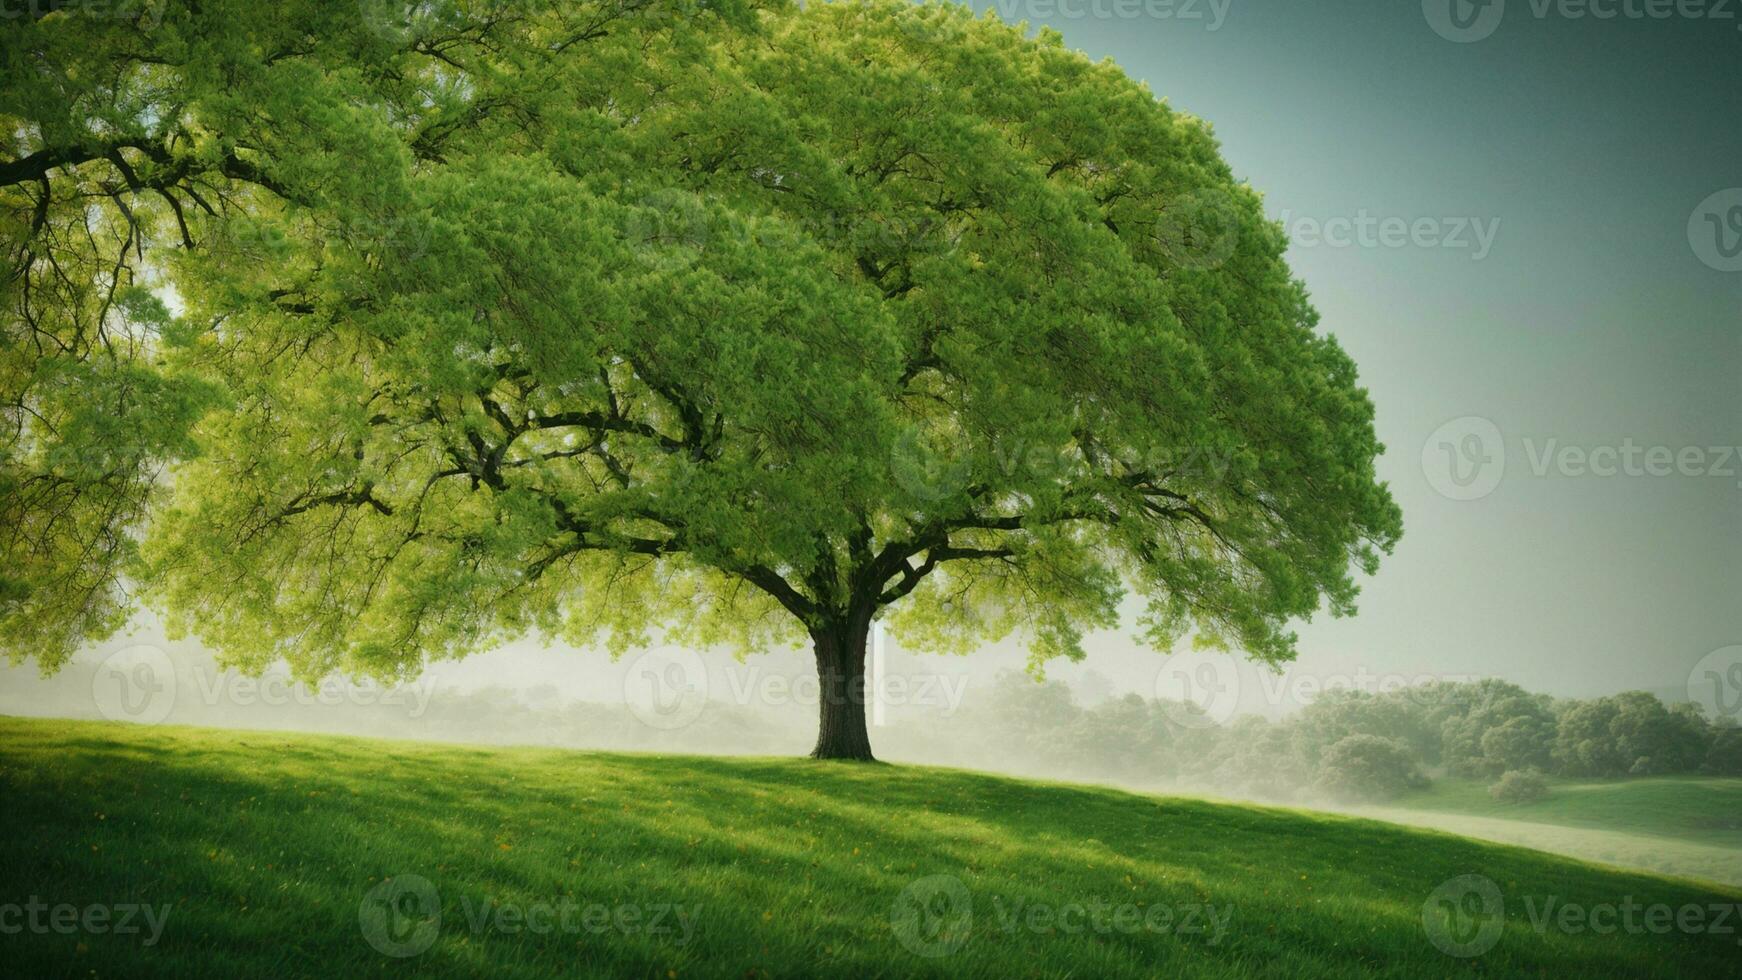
[
  {"x1": 2, "y1": 717, "x2": 1739, "y2": 979},
  {"x1": 1360, "y1": 776, "x2": 1742, "y2": 888}
]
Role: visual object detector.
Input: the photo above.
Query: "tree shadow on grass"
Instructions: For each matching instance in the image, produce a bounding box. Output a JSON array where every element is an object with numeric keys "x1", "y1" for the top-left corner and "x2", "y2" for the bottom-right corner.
[{"x1": 4, "y1": 719, "x2": 1740, "y2": 979}]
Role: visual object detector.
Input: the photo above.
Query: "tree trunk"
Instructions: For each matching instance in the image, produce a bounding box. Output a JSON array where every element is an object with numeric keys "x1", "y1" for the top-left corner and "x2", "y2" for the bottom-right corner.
[{"x1": 809, "y1": 619, "x2": 876, "y2": 761}]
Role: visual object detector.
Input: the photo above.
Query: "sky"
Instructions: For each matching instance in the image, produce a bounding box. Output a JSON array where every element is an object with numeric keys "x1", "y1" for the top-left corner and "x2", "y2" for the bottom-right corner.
[
  {"x1": 3, "y1": 0, "x2": 1738, "y2": 727},
  {"x1": 965, "y1": 0, "x2": 1742, "y2": 701}
]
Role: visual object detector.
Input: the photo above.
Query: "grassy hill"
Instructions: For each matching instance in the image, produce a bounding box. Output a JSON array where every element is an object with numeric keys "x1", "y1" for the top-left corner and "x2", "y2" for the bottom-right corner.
[
  {"x1": 1362, "y1": 777, "x2": 1742, "y2": 888},
  {"x1": 1390, "y1": 776, "x2": 1742, "y2": 840},
  {"x1": 3, "y1": 717, "x2": 1740, "y2": 979}
]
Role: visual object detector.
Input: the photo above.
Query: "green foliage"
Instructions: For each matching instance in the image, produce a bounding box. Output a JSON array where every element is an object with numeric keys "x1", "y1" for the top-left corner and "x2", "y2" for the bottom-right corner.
[
  {"x1": 3, "y1": 1, "x2": 1401, "y2": 708},
  {"x1": 0, "y1": 0, "x2": 470, "y2": 668},
  {"x1": 1291, "y1": 688, "x2": 1438, "y2": 767},
  {"x1": 5, "y1": 716, "x2": 1740, "y2": 978},
  {"x1": 1707, "y1": 725, "x2": 1742, "y2": 776},
  {"x1": 916, "y1": 675, "x2": 1734, "y2": 802},
  {"x1": 1489, "y1": 768, "x2": 1550, "y2": 804},
  {"x1": 0, "y1": 293, "x2": 214, "y2": 668},
  {"x1": 1311, "y1": 734, "x2": 1428, "y2": 803},
  {"x1": 1553, "y1": 693, "x2": 1712, "y2": 778},
  {"x1": 1437, "y1": 683, "x2": 1556, "y2": 777}
]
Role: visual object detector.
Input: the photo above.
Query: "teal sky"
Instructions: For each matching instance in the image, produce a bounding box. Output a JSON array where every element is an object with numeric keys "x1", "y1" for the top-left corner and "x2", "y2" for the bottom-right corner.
[{"x1": 990, "y1": 0, "x2": 1742, "y2": 697}]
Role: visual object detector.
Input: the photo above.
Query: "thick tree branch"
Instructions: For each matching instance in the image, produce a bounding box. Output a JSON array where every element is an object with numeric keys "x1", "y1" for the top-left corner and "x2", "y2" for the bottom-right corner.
[
  {"x1": 877, "y1": 544, "x2": 1013, "y2": 605},
  {"x1": 1, "y1": 137, "x2": 295, "y2": 202}
]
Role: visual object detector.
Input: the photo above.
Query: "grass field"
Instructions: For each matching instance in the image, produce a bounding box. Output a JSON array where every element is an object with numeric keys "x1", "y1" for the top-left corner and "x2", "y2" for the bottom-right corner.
[
  {"x1": 3, "y1": 717, "x2": 1740, "y2": 979},
  {"x1": 1361, "y1": 777, "x2": 1742, "y2": 888}
]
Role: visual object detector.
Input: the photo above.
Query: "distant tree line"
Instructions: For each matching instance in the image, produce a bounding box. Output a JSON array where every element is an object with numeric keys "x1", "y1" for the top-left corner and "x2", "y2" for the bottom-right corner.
[
  {"x1": 910, "y1": 675, "x2": 1742, "y2": 805},
  {"x1": 48, "y1": 646, "x2": 1735, "y2": 806}
]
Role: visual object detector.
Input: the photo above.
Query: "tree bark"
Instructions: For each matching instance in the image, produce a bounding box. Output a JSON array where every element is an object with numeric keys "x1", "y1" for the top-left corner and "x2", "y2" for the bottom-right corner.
[{"x1": 809, "y1": 617, "x2": 876, "y2": 761}]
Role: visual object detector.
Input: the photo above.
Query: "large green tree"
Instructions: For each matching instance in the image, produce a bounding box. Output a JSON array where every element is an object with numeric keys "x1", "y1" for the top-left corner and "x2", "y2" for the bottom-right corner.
[{"x1": 5, "y1": 0, "x2": 1400, "y2": 759}]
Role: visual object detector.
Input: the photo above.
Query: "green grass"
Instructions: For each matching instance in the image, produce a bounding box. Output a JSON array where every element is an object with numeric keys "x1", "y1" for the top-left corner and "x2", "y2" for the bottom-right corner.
[
  {"x1": 3, "y1": 716, "x2": 1740, "y2": 979},
  {"x1": 1361, "y1": 777, "x2": 1742, "y2": 887},
  {"x1": 1391, "y1": 776, "x2": 1742, "y2": 842}
]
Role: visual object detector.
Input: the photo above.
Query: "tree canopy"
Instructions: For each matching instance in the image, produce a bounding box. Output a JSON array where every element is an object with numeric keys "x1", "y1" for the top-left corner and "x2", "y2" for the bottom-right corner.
[{"x1": 3, "y1": 0, "x2": 1401, "y2": 758}]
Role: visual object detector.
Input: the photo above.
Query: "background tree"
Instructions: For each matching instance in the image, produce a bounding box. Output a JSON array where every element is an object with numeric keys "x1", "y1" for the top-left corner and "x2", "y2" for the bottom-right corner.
[
  {"x1": 1291, "y1": 689, "x2": 1437, "y2": 768},
  {"x1": 1552, "y1": 693, "x2": 1710, "y2": 777},
  {"x1": 1436, "y1": 681, "x2": 1557, "y2": 777},
  {"x1": 1705, "y1": 723, "x2": 1742, "y2": 776},
  {"x1": 1312, "y1": 734, "x2": 1427, "y2": 803},
  {"x1": 8, "y1": 0, "x2": 1401, "y2": 759},
  {"x1": 1489, "y1": 768, "x2": 1549, "y2": 805},
  {"x1": 1061, "y1": 693, "x2": 1187, "y2": 784}
]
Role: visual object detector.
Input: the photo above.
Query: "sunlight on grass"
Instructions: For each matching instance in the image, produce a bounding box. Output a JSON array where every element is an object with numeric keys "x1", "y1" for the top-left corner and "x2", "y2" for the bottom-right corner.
[{"x1": 4, "y1": 717, "x2": 1740, "y2": 979}]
